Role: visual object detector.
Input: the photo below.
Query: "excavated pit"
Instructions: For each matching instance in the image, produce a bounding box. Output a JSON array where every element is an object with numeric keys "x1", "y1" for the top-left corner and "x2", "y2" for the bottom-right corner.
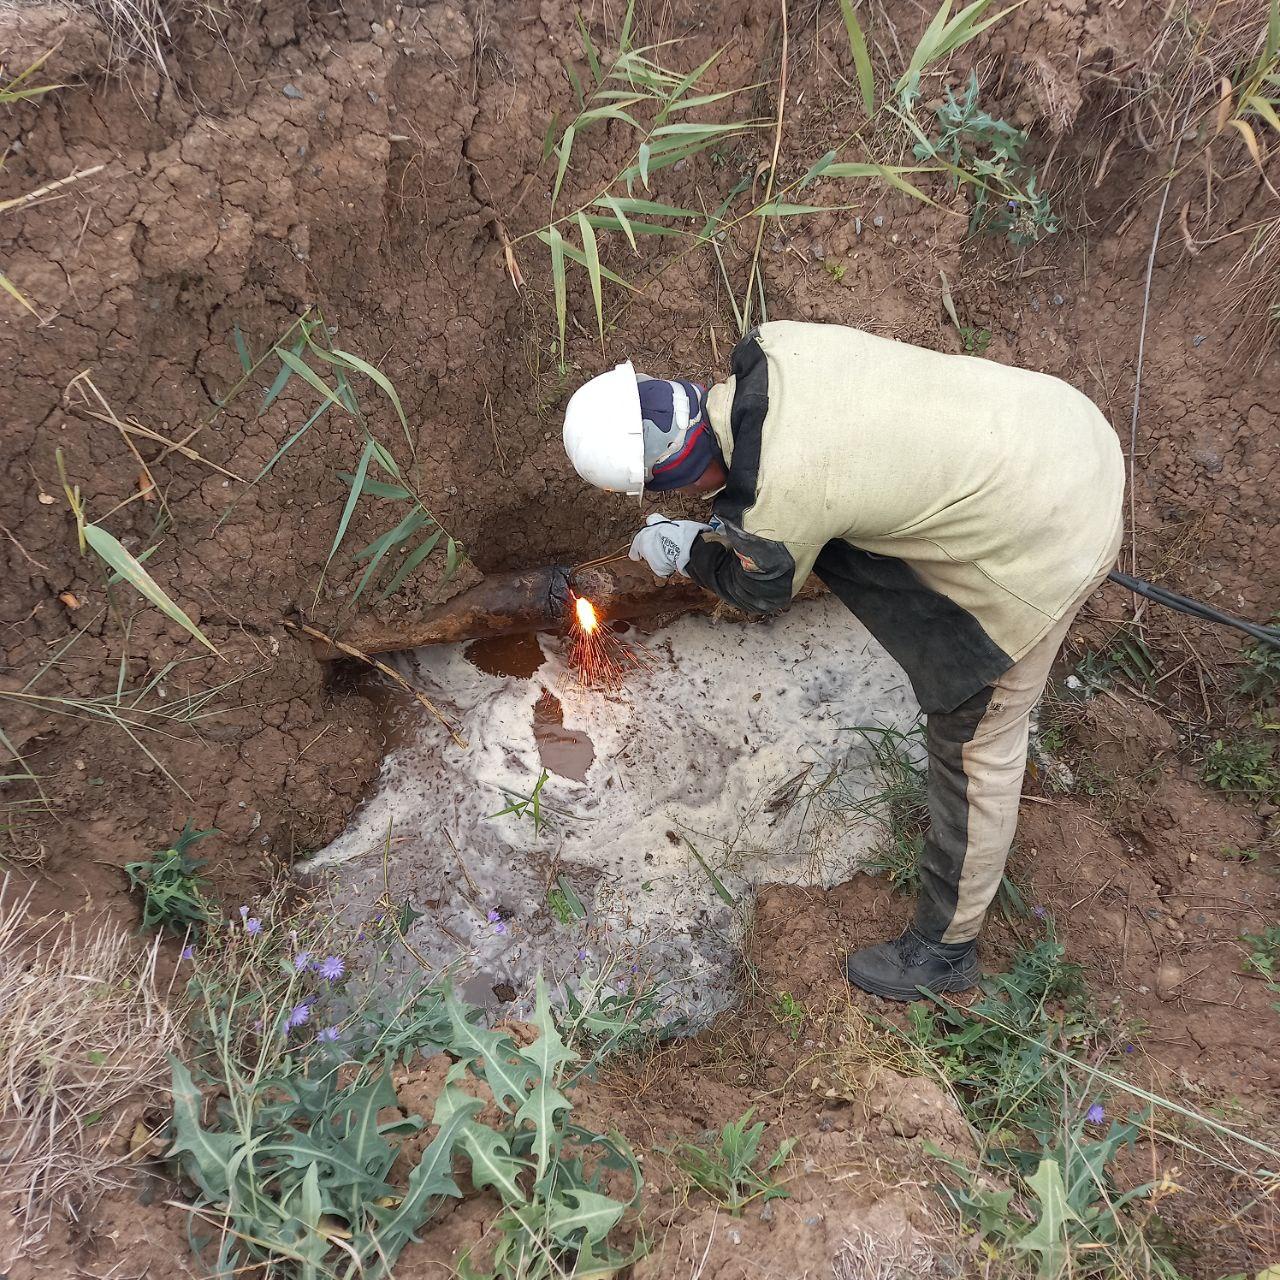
[{"x1": 303, "y1": 595, "x2": 921, "y2": 1024}]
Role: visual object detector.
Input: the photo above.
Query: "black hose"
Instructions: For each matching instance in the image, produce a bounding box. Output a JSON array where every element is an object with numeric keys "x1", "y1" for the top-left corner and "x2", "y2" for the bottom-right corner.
[{"x1": 1107, "y1": 571, "x2": 1280, "y2": 650}]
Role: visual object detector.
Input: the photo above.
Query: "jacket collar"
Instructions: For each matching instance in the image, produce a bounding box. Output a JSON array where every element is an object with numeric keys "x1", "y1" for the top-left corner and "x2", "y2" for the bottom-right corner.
[{"x1": 705, "y1": 376, "x2": 737, "y2": 469}]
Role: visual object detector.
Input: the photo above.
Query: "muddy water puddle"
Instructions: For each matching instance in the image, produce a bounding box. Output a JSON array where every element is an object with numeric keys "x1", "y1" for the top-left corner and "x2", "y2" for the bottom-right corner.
[{"x1": 305, "y1": 598, "x2": 919, "y2": 1025}]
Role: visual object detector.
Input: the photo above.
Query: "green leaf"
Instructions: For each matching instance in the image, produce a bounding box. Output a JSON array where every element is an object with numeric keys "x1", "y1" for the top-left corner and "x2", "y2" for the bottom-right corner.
[
  {"x1": 548, "y1": 223, "x2": 568, "y2": 363},
  {"x1": 167, "y1": 1057, "x2": 239, "y2": 1199},
  {"x1": 352, "y1": 508, "x2": 430, "y2": 563},
  {"x1": 541, "y1": 113, "x2": 559, "y2": 164},
  {"x1": 838, "y1": 0, "x2": 876, "y2": 115},
  {"x1": 575, "y1": 11, "x2": 602, "y2": 83},
  {"x1": 232, "y1": 324, "x2": 253, "y2": 373},
  {"x1": 600, "y1": 195, "x2": 638, "y2": 252},
  {"x1": 514, "y1": 976, "x2": 577, "y2": 1186},
  {"x1": 638, "y1": 141, "x2": 651, "y2": 188},
  {"x1": 275, "y1": 346, "x2": 347, "y2": 413},
  {"x1": 261, "y1": 333, "x2": 307, "y2": 410},
  {"x1": 683, "y1": 837, "x2": 735, "y2": 905},
  {"x1": 577, "y1": 211, "x2": 605, "y2": 350},
  {"x1": 546, "y1": 1187, "x2": 627, "y2": 1246},
  {"x1": 443, "y1": 1083, "x2": 527, "y2": 1203},
  {"x1": 443, "y1": 536, "x2": 465, "y2": 585},
  {"x1": 757, "y1": 202, "x2": 844, "y2": 216},
  {"x1": 314, "y1": 345, "x2": 415, "y2": 457},
  {"x1": 324, "y1": 437, "x2": 376, "y2": 573},
  {"x1": 443, "y1": 986, "x2": 534, "y2": 1113},
  {"x1": 555, "y1": 874, "x2": 586, "y2": 920},
  {"x1": 377, "y1": 528, "x2": 444, "y2": 602},
  {"x1": 595, "y1": 196, "x2": 699, "y2": 218},
  {"x1": 799, "y1": 149, "x2": 837, "y2": 189},
  {"x1": 553, "y1": 123, "x2": 576, "y2": 206},
  {"x1": 582, "y1": 214, "x2": 686, "y2": 238},
  {"x1": 350, "y1": 510, "x2": 430, "y2": 604},
  {"x1": 362, "y1": 1091, "x2": 472, "y2": 1267},
  {"x1": 84, "y1": 525, "x2": 220, "y2": 656},
  {"x1": 1016, "y1": 1158, "x2": 1080, "y2": 1278},
  {"x1": 337, "y1": 473, "x2": 412, "y2": 500}
]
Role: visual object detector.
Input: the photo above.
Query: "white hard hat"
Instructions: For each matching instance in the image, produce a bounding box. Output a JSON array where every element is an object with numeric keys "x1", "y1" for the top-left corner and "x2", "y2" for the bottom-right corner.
[{"x1": 562, "y1": 360, "x2": 644, "y2": 497}]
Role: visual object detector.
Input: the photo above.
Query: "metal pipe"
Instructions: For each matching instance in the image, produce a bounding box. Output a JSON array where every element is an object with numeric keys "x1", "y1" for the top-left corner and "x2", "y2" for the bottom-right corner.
[{"x1": 311, "y1": 562, "x2": 717, "y2": 659}]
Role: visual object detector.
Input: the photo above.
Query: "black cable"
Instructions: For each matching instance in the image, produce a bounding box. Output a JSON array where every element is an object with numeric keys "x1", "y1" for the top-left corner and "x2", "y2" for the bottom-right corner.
[{"x1": 1107, "y1": 571, "x2": 1280, "y2": 650}]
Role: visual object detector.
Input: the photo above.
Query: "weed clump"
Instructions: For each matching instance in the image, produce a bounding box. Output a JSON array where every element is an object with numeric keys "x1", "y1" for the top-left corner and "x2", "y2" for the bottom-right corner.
[
  {"x1": 902, "y1": 935, "x2": 1182, "y2": 1277},
  {"x1": 668, "y1": 1108, "x2": 795, "y2": 1215},
  {"x1": 915, "y1": 70, "x2": 1059, "y2": 246},
  {"x1": 124, "y1": 821, "x2": 215, "y2": 935}
]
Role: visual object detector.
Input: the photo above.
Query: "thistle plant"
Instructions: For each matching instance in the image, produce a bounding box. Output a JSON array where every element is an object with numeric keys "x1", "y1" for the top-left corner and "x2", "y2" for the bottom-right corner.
[
  {"x1": 912, "y1": 69, "x2": 1059, "y2": 245},
  {"x1": 167, "y1": 900, "x2": 648, "y2": 1279}
]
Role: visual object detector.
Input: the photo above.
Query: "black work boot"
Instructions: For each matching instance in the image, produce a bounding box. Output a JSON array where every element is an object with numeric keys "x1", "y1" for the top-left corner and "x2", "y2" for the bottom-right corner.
[{"x1": 843, "y1": 927, "x2": 980, "y2": 1001}]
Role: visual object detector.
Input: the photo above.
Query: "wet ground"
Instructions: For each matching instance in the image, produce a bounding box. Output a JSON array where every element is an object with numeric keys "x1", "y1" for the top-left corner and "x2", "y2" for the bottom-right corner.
[{"x1": 304, "y1": 598, "x2": 920, "y2": 1023}]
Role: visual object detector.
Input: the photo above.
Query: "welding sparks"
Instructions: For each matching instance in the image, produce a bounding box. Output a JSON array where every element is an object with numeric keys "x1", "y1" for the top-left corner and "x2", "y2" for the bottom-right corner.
[
  {"x1": 575, "y1": 596, "x2": 598, "y2": 634},
  {"x1": 567, "y1": 593, "x2": 649, "y2": 689}
]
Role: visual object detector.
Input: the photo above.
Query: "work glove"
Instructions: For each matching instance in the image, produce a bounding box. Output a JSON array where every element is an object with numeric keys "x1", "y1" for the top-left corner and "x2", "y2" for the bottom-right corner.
[{"x1": 628, "y1": 513, "x2": 710, "y2": 578}]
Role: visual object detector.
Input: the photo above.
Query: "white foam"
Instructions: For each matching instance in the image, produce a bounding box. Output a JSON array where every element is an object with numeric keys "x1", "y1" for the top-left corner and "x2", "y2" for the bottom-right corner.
[{"x1": 303, "y1": 597, "x2": 920, "y2": 1022}]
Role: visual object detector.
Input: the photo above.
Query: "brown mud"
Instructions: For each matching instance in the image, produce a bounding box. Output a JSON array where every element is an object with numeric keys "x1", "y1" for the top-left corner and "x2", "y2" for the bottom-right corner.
[{"x1": 2, "y1": 0, "x2": 1279, "y2": 1274}]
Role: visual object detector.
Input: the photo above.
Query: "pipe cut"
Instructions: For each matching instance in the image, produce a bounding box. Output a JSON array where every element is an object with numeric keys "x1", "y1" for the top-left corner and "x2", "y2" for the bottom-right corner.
[{"x1": 311, "y1": 562, "x2": 717, "y2": 659}]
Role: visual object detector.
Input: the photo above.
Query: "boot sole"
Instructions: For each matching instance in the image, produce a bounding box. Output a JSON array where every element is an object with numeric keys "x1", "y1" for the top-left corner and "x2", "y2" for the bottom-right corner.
[{"x1": 842, "y1": 958, "x2": 981, "y2": 1002}]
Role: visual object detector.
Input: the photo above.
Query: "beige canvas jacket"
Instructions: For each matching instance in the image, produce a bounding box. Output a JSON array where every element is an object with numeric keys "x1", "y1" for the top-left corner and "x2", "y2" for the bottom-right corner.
[{"x1": 686, "y1": 321, "x2": 1125, "y2": 712}]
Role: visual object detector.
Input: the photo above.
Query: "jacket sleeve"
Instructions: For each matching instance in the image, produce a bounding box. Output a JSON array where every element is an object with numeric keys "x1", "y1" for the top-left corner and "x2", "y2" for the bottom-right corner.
[{"x1": 685, "y1": 519, "x2": 824, "y2": 615}]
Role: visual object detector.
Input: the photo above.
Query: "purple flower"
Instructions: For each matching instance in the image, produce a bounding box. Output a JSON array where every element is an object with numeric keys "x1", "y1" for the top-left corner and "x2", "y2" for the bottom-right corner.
[
  {"x1": 180, "y1": 945, "x2": 195, "y2": 960},
  {"x1": 245, "y1": 917, "x2": 263, "y2": 936},
  {"x1": 616, "y1": 978, "x2": 629, "y2": 994},
  {"x1": 1086, "y1": 1103, "x2": 1106, "y2": 1125},
  {"x1": 1124, "y1": 1044, "x2": 1135, "y2": 1053},
  {"x1": 577, "y1": 948, "x2": 589, "y2": 962},
  {"x1": 1032, "y1": 905, "x2": 1048, "y2": 920},
  {"x1": 486, "y1": 909, "x2": 502, "y2": 923},
  {"x1": 317, "y1": 1026, "x2": 341, "y2": 1043},
  {"x1": 286, "y1": 1003, "x2": 312, "y2": 1030},
  {"x1": 493, "y1": 921, "x2": 508, "y2": 935},
  {"x1": 317, "y1": 955, "x2": 345, "y2": 982},
  {"x1": 293, "y1": 951, "x2": 311, "y2": 971}
]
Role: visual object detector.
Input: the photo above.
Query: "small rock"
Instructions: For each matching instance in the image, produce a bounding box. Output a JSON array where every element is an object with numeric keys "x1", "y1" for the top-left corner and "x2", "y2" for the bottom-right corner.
[
  {"x1": 1192, "y1": 334, "x2": 1206, "y2": 347},
  {"x1": 1155, "y1": 961, "x2": 1185, "y2": 1001},
  {"x1": 1030, "y1": 297, "x2": 1041, "y2": 313},
  {"x1": 759, "y1": 1203, "x2": 775, "y2": 1222},
  {"x1": 1190, "y1": 447, "x2": 1222, "y2": 474},
  {"x1": 810, "y1": 242, "x2": 826, "y2": 261},
  {"x1": 1052, "y1": 293, "x2": 1065, "y2": 306},
  {"x1": 492, "y1": 982, "x2": 517, "y2": 1002},
  {"x1": 282, "y1": 83, "x2": 304, "y2": 99},
  {"x1": 854, "y1": 216, "x2": 863, "y2": 235},
  {"x1": 872, "y1": 215, "x2": 884, "y2": 228}
]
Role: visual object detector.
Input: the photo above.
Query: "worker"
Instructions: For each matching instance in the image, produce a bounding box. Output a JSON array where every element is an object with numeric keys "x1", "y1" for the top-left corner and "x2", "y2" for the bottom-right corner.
[{"x1": 561, "y1": 321, "x2": 1124, "y2": 1001}]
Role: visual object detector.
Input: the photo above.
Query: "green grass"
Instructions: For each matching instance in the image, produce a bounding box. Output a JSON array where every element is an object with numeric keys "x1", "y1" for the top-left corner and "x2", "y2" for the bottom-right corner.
[
  {"x1": 1236, "y1": 622, "x2": 1280, "y2": 699},
  {"x1": 124, "y1": 821, "x2": 215, "y2": 935},
  {"x1": 1241, "y1": 925, "x2": 1280, "y2": 1015},
  {"x1": 772, "y1": 991, "x2": 807, "y2": 1042},
  {"x1": 1201, "y1": 734, "x2": 1279, "y2": 799},
  {"x1": 668, "y1": 1109, "x2": 795, "y2": 1215}
]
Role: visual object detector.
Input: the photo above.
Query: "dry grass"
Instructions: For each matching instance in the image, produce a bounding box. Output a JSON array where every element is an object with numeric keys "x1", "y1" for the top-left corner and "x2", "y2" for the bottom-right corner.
[
  {"x1": 834, "y1": 1225, "x2": 949, "y2": 1280},
  {"x1": 76, "y1": 0, "x2": 225, "y2": 77},
  {"x1": 0, "y1": 879, "x2": 178, "y2": 1260}
]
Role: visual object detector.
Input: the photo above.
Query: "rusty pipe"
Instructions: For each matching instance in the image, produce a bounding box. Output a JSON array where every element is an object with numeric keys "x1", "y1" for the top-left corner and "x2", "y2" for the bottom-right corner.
[{"x1": 311, "y1": 561, "x2": 718, "y2": 659}]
